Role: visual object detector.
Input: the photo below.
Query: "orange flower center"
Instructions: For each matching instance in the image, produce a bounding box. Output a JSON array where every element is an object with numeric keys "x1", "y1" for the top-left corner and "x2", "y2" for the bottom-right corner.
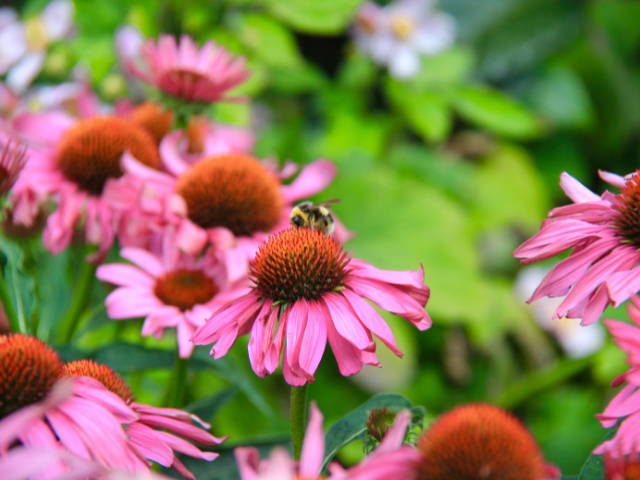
[
  {"x1": 605, "y1": 454, "x2": 640, "y2": 480},
  {"x1": 251, "y1": 228, "x2": 349, "y2": 303},
  {"x1": 176, "y1": 154, "x2": 283, "y2": 236},
  {"x1": 0, "y1": 334, "x2": 63, "y2": 417},
  {"x1": 614, "y1": 171, "x2": 640, "y2": 246},
  {"x1": 64, "y1": 359, "x2": 134, "y2": 404},
  {"x1": 55, "y1": 116, "x2": 160, "y2": 195},
  {"x1": 130, "y1": 103, "x2": 173, "y2": 144},
  {"x1": 416, "y1": 404, "x2": 545, "y2": 480},
  {"x1": 154, "y1": 269, "x2": 219, "y2": 311}
]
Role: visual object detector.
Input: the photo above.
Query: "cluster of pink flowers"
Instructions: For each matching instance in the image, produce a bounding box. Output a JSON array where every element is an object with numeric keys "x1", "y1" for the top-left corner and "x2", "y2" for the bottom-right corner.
[{"x1": 514, "y1": 169, "x2": 640, "y2": 475}]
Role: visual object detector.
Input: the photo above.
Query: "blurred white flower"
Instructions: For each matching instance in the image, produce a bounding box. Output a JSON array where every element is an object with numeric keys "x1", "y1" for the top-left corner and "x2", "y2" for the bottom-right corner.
[
  {"x1": 515, "y1": 265, "x2": 605, "y2": 358},
  {"x1": 353, "y1": 0, "x2": 455, "y2": 79},
  {"x1": 0, "y1": 0, "x2": 74, "y2": 94}
]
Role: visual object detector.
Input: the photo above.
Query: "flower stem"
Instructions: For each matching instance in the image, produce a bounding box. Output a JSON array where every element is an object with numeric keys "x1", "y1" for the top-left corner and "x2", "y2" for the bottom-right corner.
[
  {"x1": 290, "y1": 384, "x2": 309, "y2": 460},
  {"x1": 163, "y1": 351, "x2": 189, "y2": 407},
  {"x1": 56, "y1": 260, "x2": 96, "y2": 344},
  {"x1": 0, "y1": 268, "x2": 22, "y2": 333}
]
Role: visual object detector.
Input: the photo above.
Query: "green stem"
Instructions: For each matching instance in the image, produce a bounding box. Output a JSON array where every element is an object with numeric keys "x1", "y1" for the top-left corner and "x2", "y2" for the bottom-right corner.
[
  {"x1": 163, "y1": 352, "x2": 189, "y2": 407},
  {"x1": 0, "y1": 268, "x2": 22, "y2": 333},
  {"x1": 56, "y1": 260, "x2": 96, "y2": 344},
  {"x1": 290, "y1": 384, "x2": 309, "y2": 460}
]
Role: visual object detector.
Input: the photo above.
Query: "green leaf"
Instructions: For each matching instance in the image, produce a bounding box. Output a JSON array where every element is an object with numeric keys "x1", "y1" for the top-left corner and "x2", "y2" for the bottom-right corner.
[
  {"x1": 0, "y1": 236, "x2": 35, "y2": 334},
  {"x1": 452, "y1": 85, "x2": 543, "y2": 138},
  {"x1": 92, "y1": 341, "x2": 174, "y2": 372},
  {"x1": 525, "y1": 67, "x2": 595, "y2": 130},
  {"x1": 577, "y1": 451, "x2": 604, "y2": 479},
  {"x1": 185, "y1": 387, "x2": 237, "y2": 422},
  {"x1": 323, "y1": 393, "x2": 414, "y2": 469},
  {"x1": 412, "y1": 47, "x2": 475, "y2": 86},
  {"x1": 385, "y1": 79, "x2": 452, "y2": 143},
  {"x1": 469, "y1": 142, "x2": 549, "y2": 230},
  {"x1": 239, "y1": 13, "x2": 303, "y2": 69},
  {"x1": 262, "y1": 0, "x2": 362, "y2": 34}
]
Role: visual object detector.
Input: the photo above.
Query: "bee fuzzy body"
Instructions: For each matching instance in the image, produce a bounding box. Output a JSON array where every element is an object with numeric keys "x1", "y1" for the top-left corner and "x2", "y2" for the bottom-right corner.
[{"x1": 289, "y1": 200, "x2": 339, "y2": 235}]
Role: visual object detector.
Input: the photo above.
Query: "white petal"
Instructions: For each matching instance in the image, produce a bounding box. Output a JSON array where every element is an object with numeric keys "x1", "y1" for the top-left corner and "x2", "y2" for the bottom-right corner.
[
  {"x1": 0, "y1": 22, "x2": 27, "y2": 74},
  {"x1": 0, "y1": 8, "x2": 18, "y2": 29},
  {"x1": 388, "y1": 46, "x2": 420, "y2": 79},
  {"x1": 7, "y1": 52, "x2": 44, "y2": 93},
  {"x1": 41, "y1": 0, "x2": 73, "y2": 41},
  {"x1": 413, "y1": 13, "x2": 456, "y2": 55}
]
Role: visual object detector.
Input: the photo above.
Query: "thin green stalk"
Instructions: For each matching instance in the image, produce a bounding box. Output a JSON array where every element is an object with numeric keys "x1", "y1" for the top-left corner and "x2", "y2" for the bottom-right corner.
[
  {"x1": 56, "y1": 260, "x2": 96, "y2": 344},
  {"x1": 163, "y1": 352, "x2": 189, "y2": 407},
  {"x1": 0, "y1": 269, "x2": 22, "y2": 333},
  {"x1": 290, "y1": 384, "x2": 309, "y2": 460}
]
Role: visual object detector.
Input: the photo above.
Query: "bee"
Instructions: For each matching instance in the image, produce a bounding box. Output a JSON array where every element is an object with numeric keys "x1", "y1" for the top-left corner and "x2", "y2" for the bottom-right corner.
[{"x1": 289, "y1": 199, "x2": 340, "y2": 235}]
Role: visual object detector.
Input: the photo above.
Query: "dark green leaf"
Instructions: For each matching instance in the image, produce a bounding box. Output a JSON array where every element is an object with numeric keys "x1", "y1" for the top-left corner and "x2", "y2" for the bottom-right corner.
[
  {"x1": 452, "y1": 85, "x2": 542, "y2": 138},
  {"x1": 262, "y1": 0, "x2": 362, "y2": 34},
  {"x1": 322, "y1": 393, "x2": 414, "y2": 469},
  {"x1": 185, "y1": 388, "x2": 237, "y2": 422}
]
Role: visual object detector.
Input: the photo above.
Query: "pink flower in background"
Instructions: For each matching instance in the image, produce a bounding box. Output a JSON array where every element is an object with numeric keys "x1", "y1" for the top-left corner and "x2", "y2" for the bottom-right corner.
[
  {"x1": 107, "y1": 152, "x2": 340, "y2": 282},
  {"x1": 64, "y1": 360, "x2": 225, "y2": 479},
  {"x1": 193, "y1": 228, "x2": 430, "y2": 385},
  {"x1": 0, "y1": 334, "x2": 148, "y2": 472},
  {"x1": 0, "y1": 0, "x2": 74, "y2": 93},
  {"x1": 125, "y1": 34, "x2": 249, "y2": 103},
  {"x1": 97, "y1": 245, "x2": 246, "y2": 358},
  {"x1": 10, "y1": 114, "x2": 160, "y2": 259},
  {"x1": 594, "y1": 297, "x2": 640, "y2": 462},
  {"x1": 235, "y1": 404, "x2": 416, "y2": 480},
  {"x1": 353, "y1": 0, "x2": 455, "y2": 79},
  {"x1": 0, "y1": 135, "x2": 27, "y2": 195},
  {"x1": 514, "y1": 170, "x2": 640, "y2": 326}
]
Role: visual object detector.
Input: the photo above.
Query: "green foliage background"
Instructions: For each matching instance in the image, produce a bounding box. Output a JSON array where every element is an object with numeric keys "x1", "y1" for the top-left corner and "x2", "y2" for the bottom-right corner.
[{"x1": 8, "y1": 0, "x2": 640, "y2": 477}]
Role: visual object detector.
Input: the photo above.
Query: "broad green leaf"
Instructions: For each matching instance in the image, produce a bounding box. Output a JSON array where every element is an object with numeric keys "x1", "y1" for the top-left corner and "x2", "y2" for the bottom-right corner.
[
  {"x1": 239, "y1": 14, "x2": 303, "y2": 69},
  {"x1": 323, "y1": 393, "x2": 414, "y2": 469},
  {"x1": 185, "y1": 388, "x2": 237, "y2": 422},
  {"x1": 469, "y1": 143, "x2": 549, "y2": 230},
  {"x1": 412, "y1": 47, "x2": 475, "y2": 86},
  {"x1": 525, "y1": 67, "x2": 594, "y2": 130},
  {"x1": 262, "y1": 0, "x2": 362, "y2": 34},
  {"x1": 386, "y1": 79, "x2": 452, "y2": 143},
  {"x1": 0, "y1": 236, "x2": 35, "y2": 335},
  {"x1": 92, "y1": 341, "x2": 174, "y2": 372},
  {"x1": 452, "y1": 85, "x2": 542, "y2": 138},
  {"x1": 577, "y1": 450, "x2": 604, "y2": 479}
]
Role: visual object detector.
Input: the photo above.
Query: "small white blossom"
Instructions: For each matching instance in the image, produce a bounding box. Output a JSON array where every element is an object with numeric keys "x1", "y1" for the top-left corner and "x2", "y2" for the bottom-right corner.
[{"x1": 353, "y1": 0, "x2": 455, "y2": 79}]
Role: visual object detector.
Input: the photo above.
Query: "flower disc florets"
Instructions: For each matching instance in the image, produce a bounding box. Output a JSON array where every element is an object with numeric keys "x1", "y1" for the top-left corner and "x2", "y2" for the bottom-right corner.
[
  {"x1": 154, "y1": 269, "x2": 219, "y2": 311},
  {"x1": 63, "y1": 359, "x2": 134, "y2": 404},
  {"x1": 176, "y1": 153, "x2": 283, "y2": 236},
  {"x1": 130, "y1": 102, "x2": 173, "y2": 144},
  {"x1": 614, "y1": 171, "x2": 640, "y2": 247},
  {"x1": 416, "y1": 404, "x2": 545, "y2": 480},
  {"x1": 0, "y1": 334, "x2": 63, "y2": 417},
  {"x1": 251, "y1": 228, "x2": 350, "y2": 303},
  {"x1": 55, "y1": 116, "x2": 160, "y2": 195}
]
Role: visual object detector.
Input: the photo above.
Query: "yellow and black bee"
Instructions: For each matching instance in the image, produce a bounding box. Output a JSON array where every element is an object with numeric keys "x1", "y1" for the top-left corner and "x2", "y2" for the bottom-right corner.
[{"x1": 289, "y1": 199, "x2": 340, "y2": 235}]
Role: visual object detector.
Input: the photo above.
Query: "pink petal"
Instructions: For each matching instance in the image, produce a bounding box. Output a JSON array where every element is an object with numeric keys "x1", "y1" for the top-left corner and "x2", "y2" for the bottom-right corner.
[
  {"x1": 299, "y1": 403, "x2": 324, "y2": 478},
  {"x1": 280, "y1": 159, "x2": 337, "y2": 203},
  {"x1": 322, "y1": 292, "x2": 372, "y2": 350}
]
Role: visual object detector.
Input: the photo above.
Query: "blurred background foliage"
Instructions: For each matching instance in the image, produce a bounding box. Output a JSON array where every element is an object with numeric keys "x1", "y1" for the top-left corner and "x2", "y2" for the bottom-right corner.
[{"x1": 5, "y1": 0, "x2": 640, "y2": 477}]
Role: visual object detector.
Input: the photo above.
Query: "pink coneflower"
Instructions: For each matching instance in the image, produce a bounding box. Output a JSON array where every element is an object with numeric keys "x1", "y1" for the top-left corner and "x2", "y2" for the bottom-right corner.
[
  {"x1": 0, "y1": 334, "x2": 147, "y2": 472},
  {"x1": 193, "y1": 228, "x2": 430, "y2": 385},
  {"x1": 415, "y1": 404, "x2": 560, "y2": 480},
  {"x1": 514, "y1": 170, "x2": 640, "y2": 326},
  {"x1": 125, "y1": 34, "x2": 249, "y2": 104},
  {"x1": 235, "y1": 404, "x2": 417, "y2": 480},
  {"x1": 10, "y1": 114, "x2": 160, "y2": 258},
  {"x1": 593, "y1": 297, "x2": 640, "y2": 464},
  {"x1": 106, "y1": 152, "x2": 339, "y2": 282},
  {"x1": 96, "y1": 245, "x2": 246, "y2": 358},
  {"x1": 0, "y1": 136, "x2": 26, "y2": 195},
  {"x1": 63, "y1": 360, "x2": 225, "y2": 479}
]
